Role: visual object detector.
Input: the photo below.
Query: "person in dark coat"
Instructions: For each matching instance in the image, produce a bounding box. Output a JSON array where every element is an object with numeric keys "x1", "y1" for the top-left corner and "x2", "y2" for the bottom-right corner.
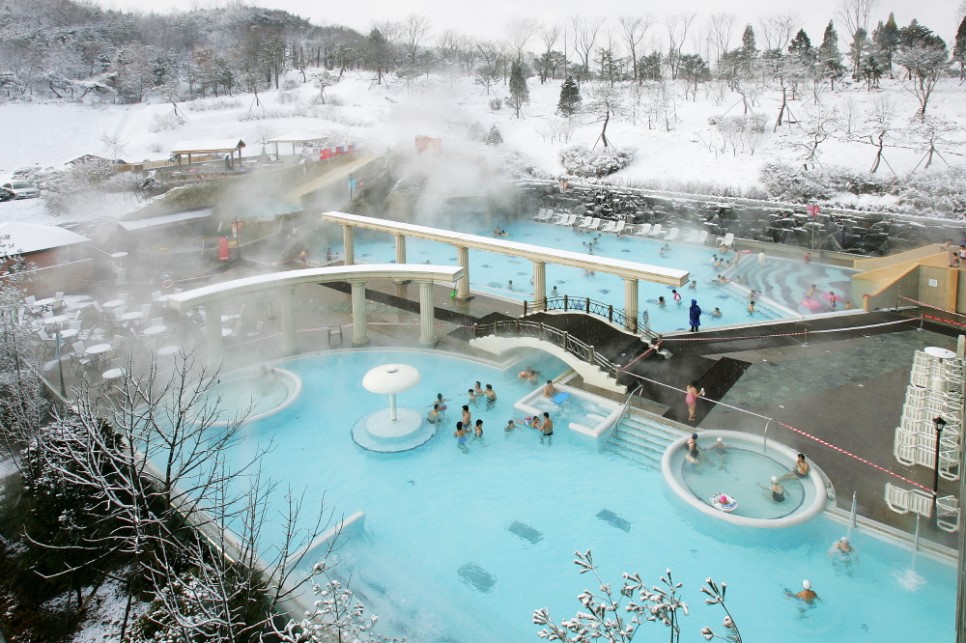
[{"x1": 689, "y1": 299, "x2": 702, "y2": 333}]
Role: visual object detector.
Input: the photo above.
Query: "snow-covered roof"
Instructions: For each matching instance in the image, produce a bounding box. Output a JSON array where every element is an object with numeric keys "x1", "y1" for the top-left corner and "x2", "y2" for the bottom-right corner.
[
  {"x1": 170, "y1": 140, "x2": 245, "y2": 155},
  {"x1": 118, "y1": 209, "x2": 212, "y2": 232},
  {"x1": 267, "y1": 133, "x2": 327, "y2": 144},
  {"x1": 0, "y1": 221, "x2": 90, "y2": 254}
]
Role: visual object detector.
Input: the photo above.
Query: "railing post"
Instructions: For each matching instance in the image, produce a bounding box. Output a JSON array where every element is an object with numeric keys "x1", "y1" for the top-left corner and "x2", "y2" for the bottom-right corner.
[
  {"x1": 563, "y1": 331, "x2": 569, "y2": 351},
  {"x1": 588, "y1": 345, "x2": 595, "y2": 364},
  {"x1": 608, "y1": 304, "x2": 613, "y2": 323},
  {"x1": 585, "y1": 297, "x2": 590, "y2": 313},
  {"x1": 539, "y1": 322, "x2": 544, "y2": 339},
  {"x1": 523, "y1": 300, "x2": 528, "y2": 316},
  {"x1": 473, "y1": 323, "x2": 478, "y2": 337},
  {"x1": 564, "y1": 295, "x2": 568, "y2": 311},
  {"x1": 515, "y1": 319, "x2": 520, "y2": 334}
]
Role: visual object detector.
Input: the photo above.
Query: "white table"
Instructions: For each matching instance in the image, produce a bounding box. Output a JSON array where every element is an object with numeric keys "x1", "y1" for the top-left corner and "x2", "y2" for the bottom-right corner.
[
  {"x1": 102, "y1": 368, "x2": 125, "y2": 381},
  {"x1": 222, "y1": 328, "x2": 235, "y2": 337},
  {"x1": 102, "y1": 299, "x2": 125, "y2": 310},
  {"x1": 925, "y1": 346, "x2": 957, "y2": 360},
  {"x1": 33, "y1": 297, "x2": 56, "y2": 309},
  {"x1": 156, "y1": 344, "x2": 179, "y2": 357},
  {"x1": 57, "y1": 328, "x2": 79, "y2": 341},
  {"x1": 142, "y1": 325, "x2": 167, "y2": 337},
  {"x1": 85, "y1": 343, "x2": 112, "y2": 357},
  {"x1": 42, "y1": 314, "x2": 71, "y2": 328},
  {"x1": 121, "y1": 311, "x2": 144, "y2": 323}
]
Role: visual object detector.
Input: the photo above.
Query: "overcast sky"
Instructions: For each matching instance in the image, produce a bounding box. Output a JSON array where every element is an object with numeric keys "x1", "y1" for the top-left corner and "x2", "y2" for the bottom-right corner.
[{"x1": 93, "y1": 0, "x2": 960, "y2": 47}]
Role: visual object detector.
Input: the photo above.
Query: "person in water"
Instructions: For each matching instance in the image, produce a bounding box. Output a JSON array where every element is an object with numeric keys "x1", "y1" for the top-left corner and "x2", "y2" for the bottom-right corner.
[
  {"x1": 454, "y1": 421, "x2": 467, "y2": 444},
  {"x1": 543, "y1": 379, "x2": 558, "y2": 398},
  {"x1": 540, "y1": 412, "x2": 554, "y2": 436},
  {"x1": 427, "y1": 404, "x2": 441, "y2": 424},
  {"x1": 781, "y1": 453, "x2": 810, "y2": 481},
  {"x1": 768, "y1": 476, "x2": 785, "y2": 502},
  {"x1": 504, "y1": 419, "x2": 516, "y2": 432},
  {"x1": 832, "y1": 536, "x2": 853, "y2": 555},
  {"x1": 711, "y1": 307, "x2": 722, "y2": 318},
  {"x1": 685, "y1": 432, "x2": 700, "y2": 464},
  {"x1": 786, "y1": 580, "x2": 817, "y2": 604},
  {"x1": 484, "y1": 384, "x2": 497, "y2": 409},
  {"x1": 474, "y1": 418, "x2": 484, "y2": 437}
]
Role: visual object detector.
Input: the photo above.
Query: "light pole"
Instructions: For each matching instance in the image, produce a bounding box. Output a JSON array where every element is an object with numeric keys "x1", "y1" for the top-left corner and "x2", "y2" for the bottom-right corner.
[
  {"x1": 232, "y1": 218, "x2": 242, "y2": 261},
  {"x1": 55, "y1": 327, "x2": 66, "y2": 397},
  {"x1": 933, "y1": 415, "x2": 947, "y2": 510}
]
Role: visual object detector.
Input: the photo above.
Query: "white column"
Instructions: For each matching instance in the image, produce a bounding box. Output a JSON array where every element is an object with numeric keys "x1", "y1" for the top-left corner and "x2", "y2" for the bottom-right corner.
[
  {"x1": 205, "y1": 300, "x2": 224, "y2": 369},
  {"x1": 394, "y1": 235, "x2": 410, "y2": 284},
  {"x1": 342, "y1": 225, "x2": 354, "y2": 265},
  {"x1": 419, "y1": 281, "x2": 436, "y2": 345},
  {"x1": 351, "y1": 280, "x2": 370, "y2": 346},
  {"x1": 455, "y1": 246, "x2": 472, "y2": 301},
  {"x1": 532, "y1": 261, "x2": 546, "y2": 311},
  {"x1": 624, "y1": 277, "x2": 639, "y2": 333},
  {"x1": 280, "y1": 287, "x2": 297, "y2": 354}
]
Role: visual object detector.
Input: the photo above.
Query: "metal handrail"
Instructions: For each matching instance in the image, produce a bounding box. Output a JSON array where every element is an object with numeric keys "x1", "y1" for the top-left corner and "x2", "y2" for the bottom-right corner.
[
  {"x1": 473, "y1": 319, "x2": 621, "y2": 377},
  {"x1": 619, "y1": 384, "x2": 645, "y2": 422},
  {"x1": 523, "y1": 295, "x2": 662, "y2": 344}
]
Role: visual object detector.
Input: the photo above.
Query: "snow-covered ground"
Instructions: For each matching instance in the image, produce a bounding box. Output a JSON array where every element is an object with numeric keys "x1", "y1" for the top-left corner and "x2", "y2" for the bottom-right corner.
[{"x1": 1, "y1": 70, "x2": 963, "y2": 227}]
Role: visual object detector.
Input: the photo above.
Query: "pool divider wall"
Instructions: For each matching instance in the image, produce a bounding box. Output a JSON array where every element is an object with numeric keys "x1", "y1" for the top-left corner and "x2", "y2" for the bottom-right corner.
[
  {"x1": 513, "y1": 383, "x2": 622, "y2": 440},
  {"x1": 661, "y1": 430, "x2": 831, "y2": 528},
  {"x1": 209, "y1": 367, "x2": 302, "y2": 428}
]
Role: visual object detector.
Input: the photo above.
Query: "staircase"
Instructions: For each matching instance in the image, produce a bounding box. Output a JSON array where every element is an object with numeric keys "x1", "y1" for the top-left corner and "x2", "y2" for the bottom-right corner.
[{"x1": 606, "y1": 414, "x2": 682, "y2": 469}]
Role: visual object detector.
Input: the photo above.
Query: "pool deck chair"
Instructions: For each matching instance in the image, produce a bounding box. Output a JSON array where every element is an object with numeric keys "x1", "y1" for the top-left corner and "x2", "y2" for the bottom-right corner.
[
  {"x1": 585, "y1": 217, "x2": 602, "y2": 230},
  {"x1": 600, "y1": 220, "x2": 618, "y2": 233},
  {"x1": 636, "y1": 223, "x2": 652, "y2": 237},
  {"x1": 534, "y1": 209, "x2": 552, "y2": 221},
  {"x1": 611, "y1": 220, "x2": 625, "y2": 234},
  {"x1": 716, "y1": 232, "x2": 735, "y2": 247},
  {"x1": 937, "y1": 496, "x2": 960, "y2": 532},
  {"x1": 648, "y1": 224, "x2": 664, "y2": 238},
  {"x1": 696, "y1": 230, "x2": 709, "y2": 245},
  {"x1": 884, "y1": 483, "x2": 909, "y2": 514},
  {"x1": 577, "y1": 216, "x2": 594, "y2": 229},
  {"x1": 908, "y1": 488, "x2": 933, "y2": 518},
  {"x1": 555, "y1": 213, "x2": 577, "y2": 226},
  {"x1": 665, "y1": 228, "x2": 680, "y2": 242}
]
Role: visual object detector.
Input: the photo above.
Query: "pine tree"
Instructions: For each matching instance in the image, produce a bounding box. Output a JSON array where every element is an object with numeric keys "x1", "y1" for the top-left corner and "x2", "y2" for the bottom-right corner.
[
  {"x1": 872, "y1": 13, "x2": 900, "y2": 78},
  {"x1": 818, "y1": 20, "x2": 845, "y2": 89},
  {"x1": 848, "y1": 28, "x2": 869, "y2": 79},
  {"x1": 557, "y1": 76, "x2": 581, "y2": 117},
  {"x1": 788, "y1": 29, "x2": 812, "y2": 59},
  {"x1": 484, "y1": 125, "x2": 503, "y2": 145},
  {"x1": 953, "y1": 16, "x2": 966, "y2": 80},
  {"x1": 508, "y1": 60, "x2": 529, "y2": 118}
]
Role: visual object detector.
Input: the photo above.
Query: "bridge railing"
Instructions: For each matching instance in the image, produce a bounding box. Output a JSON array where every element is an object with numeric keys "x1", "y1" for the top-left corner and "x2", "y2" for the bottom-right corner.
[
  {"x1": 472, "y1": 319, "x2": 620, "y2": 376},
  {"x1": 522, "y1": 295, "x2": 662, "y2": 344}
]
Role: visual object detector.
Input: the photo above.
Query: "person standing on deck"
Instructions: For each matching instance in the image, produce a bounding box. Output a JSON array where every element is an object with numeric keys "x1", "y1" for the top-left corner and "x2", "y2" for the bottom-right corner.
[{"x1": 689, "y1": 299, "x2": 702, "y2": 333}]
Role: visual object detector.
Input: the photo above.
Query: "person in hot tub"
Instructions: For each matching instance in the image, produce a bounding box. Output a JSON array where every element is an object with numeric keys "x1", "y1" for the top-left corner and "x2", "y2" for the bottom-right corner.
[{"x1": 768, "y1": 476, "x2": 785, "y2": 502}]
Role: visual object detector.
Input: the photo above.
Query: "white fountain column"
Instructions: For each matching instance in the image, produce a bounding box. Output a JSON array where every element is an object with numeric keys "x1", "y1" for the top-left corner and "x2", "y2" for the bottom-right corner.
[
  {"x1": 394, "y1": 235, "x2": 410, "y2": 284},
  {"x1": 624, "y1": 277, "x2": 639, "y2": 333},
  {"x1": 279, "y1": 287, "x2": 297, "y2": 354},
  {"x1": 204, "y1": 299, "x2": 224, "y2": 368},
  {"x1": 455, "y1": 246, "x2": 473, "y2": 301},
  {"x1": 532, "y1": 260, "x2": 546, "y2": 311},
  {"x1": 342, "y1": 224, "x2": 355, "y2": 265},
  {"x1": 351, "y1": 280, "x2": 370, "y2": 346},
  {"x1": 388, "y1": 392, "x2": 398, "y2": 421},
  {"x1": 418, "y1": 281, "x2": 436, "y2": 345}
]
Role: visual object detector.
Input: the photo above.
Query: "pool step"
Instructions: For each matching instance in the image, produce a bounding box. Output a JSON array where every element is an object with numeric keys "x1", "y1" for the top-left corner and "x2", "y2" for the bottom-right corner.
[{"x1": 606, "y1": 415, "x2": 682, "y2": 469}]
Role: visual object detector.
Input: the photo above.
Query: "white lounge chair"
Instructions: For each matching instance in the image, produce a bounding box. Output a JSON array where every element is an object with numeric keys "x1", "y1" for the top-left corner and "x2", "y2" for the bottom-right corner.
[
  {"x1": 664, "y1": 228, "x2": 680, "y2": 242},
  {"x1": 884, "y1": 483, "x2": 909, "y2": 514},
  {"x1": 600, "y1": 220, "x2": 618, "y2": 233},
  {"x1": 716, "y1": 232, "x2": 735, "y2": 247},
  {"x1": 585, "y1": 217, "x2": 602, "y2": 230},
  {"x1": 648, "y1": 224, "x2": 663, "y2": 238},
  {"x1": 636, "y1": 223, "x2": 652, "y2": 236},
  {"x1": 937, "y1": 495, "x2": 961, "y2": 532},
  {"x1": 696, "y1": 230, "x2": 709, "y2": 245},
  {"x1": 612, "y1": 221, "x2": 625, "y2": 234},
  {"x1": 908, "y1": 488, "x2": 934, "y2": 518},
  {"x1": 577, "y1": 216, "x2": 594, "y2": 228},
  {"x1": 556, "y1": 214, "x2": 577, "y2": 226}
]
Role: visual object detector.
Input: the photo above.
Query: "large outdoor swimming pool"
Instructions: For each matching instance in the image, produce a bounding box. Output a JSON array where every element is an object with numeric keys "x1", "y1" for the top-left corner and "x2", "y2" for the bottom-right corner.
[
  {"x1": 213, "y1": 349, "x2": 954, "y2": 643},
  {"x1": 333, "y1": 219, "x2": 856, "y2": 334}
]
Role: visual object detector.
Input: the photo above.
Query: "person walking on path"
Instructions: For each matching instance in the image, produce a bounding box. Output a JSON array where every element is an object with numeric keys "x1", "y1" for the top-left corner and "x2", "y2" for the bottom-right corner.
[
  {"x1": 688, "y1": 299, "x2": 702, "y2": 332},
  {"x1": 685, "y1": 382, "x2": 701, "y2": 422}
]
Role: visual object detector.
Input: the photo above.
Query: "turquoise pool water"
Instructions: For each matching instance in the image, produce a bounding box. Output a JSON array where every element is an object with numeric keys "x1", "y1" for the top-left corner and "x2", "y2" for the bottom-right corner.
[
  {"x1": 214, "y1": 349, "x2": 954, "y2": 642},
  {"x1": 335, "y1": 219, "x2": 855, "y2": 333}
]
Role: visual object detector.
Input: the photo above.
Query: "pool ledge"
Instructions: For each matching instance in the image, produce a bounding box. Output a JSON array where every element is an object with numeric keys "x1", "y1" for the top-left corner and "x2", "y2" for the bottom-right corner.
[{"x1": 661, "y1": 430, "x2": 830, "y2": 528}]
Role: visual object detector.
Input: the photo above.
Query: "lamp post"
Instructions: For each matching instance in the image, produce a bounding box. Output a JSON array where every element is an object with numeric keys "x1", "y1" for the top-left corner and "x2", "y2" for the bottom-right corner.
[
  {"x1": 933, "y1": 415, "x2": 947, "y2": 510},
  {"x1": 232, "y1": 218, "x2": 242, "y2": 261},
  {"x1": 54, "y1": 327, "x2": 66, "y2": 397}
]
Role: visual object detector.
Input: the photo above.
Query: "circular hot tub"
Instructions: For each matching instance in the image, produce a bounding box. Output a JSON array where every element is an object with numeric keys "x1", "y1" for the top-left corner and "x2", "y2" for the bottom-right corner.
[
  {"x1": 206, "y1": 366, "x2": 301, "y2": 427},
  {"x1": 661, "y1": 430, "x2": 829, "y2": 528}
]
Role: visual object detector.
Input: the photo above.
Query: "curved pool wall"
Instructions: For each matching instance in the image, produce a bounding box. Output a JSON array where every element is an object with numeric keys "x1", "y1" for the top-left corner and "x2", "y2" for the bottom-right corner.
[
  {"x1": 662, "y1": 430, "x2": 830, "y2": 528},
  {"x1": 208, "y1": 366, "x2": 302, "y2": 427}
]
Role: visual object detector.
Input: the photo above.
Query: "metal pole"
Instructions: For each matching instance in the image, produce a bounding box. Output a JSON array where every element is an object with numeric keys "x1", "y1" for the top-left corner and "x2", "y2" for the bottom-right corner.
[
  {"x1": 849, "y1": 491, "x2": 857, "y2": 529},
  {"x1": 933, "y1": 417, "x2": 945, "y2": 512},
  {"x1": 55, "y1": 328, "x2": 66, "y2": 397}
]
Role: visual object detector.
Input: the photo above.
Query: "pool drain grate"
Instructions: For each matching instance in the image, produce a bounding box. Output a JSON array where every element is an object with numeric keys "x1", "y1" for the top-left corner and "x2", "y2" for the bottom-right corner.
[
  {"x1": 597, "y1": 509, "x2": 632, "y2": 532},
  {"x1": 508, "y1": 520, "x2": 543, "y2": 544}
]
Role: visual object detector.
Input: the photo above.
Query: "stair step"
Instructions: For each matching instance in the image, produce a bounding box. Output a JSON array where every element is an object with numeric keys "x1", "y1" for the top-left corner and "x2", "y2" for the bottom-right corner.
[{"x1": 605, "y1": 415, "x2": 683, "y2": 469}]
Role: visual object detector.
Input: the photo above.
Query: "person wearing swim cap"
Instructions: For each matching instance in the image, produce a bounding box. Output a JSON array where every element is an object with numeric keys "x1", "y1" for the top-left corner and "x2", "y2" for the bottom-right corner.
[
  {"x1": 770, "y1": 476, "x2": 785, "y2": 502},
  {"x1": 786, "y1": 579, "x2": 818, "y2": 604},
  {"x1": 685, "y1": 432, "x2": 700, "y2": 464},
  {"x1": 833, "y1": 536, "x2": 853, "y2": 555}
]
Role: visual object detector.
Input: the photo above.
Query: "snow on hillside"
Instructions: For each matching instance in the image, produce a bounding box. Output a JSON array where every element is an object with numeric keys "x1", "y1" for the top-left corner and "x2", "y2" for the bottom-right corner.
[{"x1": 1, "y1": 70, "x2": 964, "y2": 227}]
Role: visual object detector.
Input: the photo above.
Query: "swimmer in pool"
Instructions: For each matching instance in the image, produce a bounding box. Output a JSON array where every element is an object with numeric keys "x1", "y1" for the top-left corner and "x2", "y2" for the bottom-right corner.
[
  {"x1": 454, "y1": 421, "x2": 467, "y2": 445},
  {"x1": 461, "y1": 405, "x2": 472, "y2": 427},
  {"x1": 484, "y1": 384, "x2": 497, "y2": 409},
  {"x1": 832, "y1": 536, "x2": 853, "y2": 555},
  {"x1": 505, "y1": 419, "x2": 516, "y2": 431},
  {"x1": 768, "y1": 476, "x2": 785, "y2": 502},
  {"x1": 540, "y1": 412, "x2": 554, "y2": 440},
  {"x1": 711, "y1": 307, "x2": 722, "y2": 318},
  {"x1": 543, "y1": 380, "x2": 558, "y2": 398},
  {"x1": 781, "y1": 453, "x2": 810, "y2": 481},
  {"x1": 474, "y1": 418, "x2": 484, "y2": 437},
  {"x1": 427, "y1": 404, "x2": 441, "y2": 424},
  {"x1": 786, "y1": 580, "x2": 818, "y2": 604}
]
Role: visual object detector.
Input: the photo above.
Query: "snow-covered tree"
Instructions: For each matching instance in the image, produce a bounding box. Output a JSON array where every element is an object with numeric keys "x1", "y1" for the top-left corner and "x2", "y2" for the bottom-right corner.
[
  {"x1": 953, "y1": 16, "x2": 966, "y2": 80},
  {"x1": 817, "y1": 21, "x2": 846, "y2": 90},
  {"x1": 557, "y1": 76, "x2": 581, "y2": 117},
  {"x1": 895, "y1": 21, "x2": 948, "y2": 119},
  {"x1": 872, "y1": 13, "x2": 900, "y2": 78},
  {"x1": 508, "y1": 60, "x2": 529, "y2": 118},
  {"x1": 484, "y1": 125, "x2": 503, "y2": 145},
  {"x1": 311, "y1": 70, "x2": 339, "y2": 104}
]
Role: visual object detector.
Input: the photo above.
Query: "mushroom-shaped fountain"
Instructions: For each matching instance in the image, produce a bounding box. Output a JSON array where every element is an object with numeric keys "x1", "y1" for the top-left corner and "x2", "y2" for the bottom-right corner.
[{"x1": 353, "y1": 363, "x2": 437, "y2": 452}]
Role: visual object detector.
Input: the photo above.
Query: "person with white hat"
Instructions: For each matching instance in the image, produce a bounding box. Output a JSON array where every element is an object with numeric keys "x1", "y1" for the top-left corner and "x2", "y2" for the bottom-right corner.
[
  {"x1": 769, "y1": 476, "x2": 785, "y2": 502},
  {"x1": 786, "y1": 579, "x2": 818, "y2": 604},
  {"x1": 832, "y1": 535, "x2": 854, "y2": 556}
]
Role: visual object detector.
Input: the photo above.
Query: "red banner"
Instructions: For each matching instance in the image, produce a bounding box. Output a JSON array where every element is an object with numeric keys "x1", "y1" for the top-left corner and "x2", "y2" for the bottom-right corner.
[{"x1": 218, "y1": 236, "x2": 229, "y2": 262}]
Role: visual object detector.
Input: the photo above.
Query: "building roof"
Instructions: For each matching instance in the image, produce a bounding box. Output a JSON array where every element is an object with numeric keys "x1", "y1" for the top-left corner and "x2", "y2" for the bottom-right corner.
[
  {"x1": 0, "y1": 222, "x2": 90, "y2": 255},
  {"x1": 118, "y1": 209, "x2": 212, "y2": 232},
  {"x1": 170, "y1": 140, "x2": 246, "y2": 155},
  {"x1": 267, "y1": 133, "x2": 327, "y2": 145}
]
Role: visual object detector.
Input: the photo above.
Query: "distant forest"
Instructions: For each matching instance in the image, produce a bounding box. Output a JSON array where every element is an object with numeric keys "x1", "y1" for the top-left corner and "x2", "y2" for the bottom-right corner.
[{"x1": 0, "y1": 0, "x2": 963, "y2": 106}]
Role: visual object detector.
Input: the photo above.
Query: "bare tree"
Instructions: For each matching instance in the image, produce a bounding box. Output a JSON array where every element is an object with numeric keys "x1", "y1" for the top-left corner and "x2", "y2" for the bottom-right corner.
[
  {"x1": 665, "y1": 13, "x2": 697, "y2": 79},
  {"x1": 401, "y1": 14, "x2": 431, "y2": 64},
  {"x1": 865, "y1": 96, "x2": 896, "y2": 174},
  {"x1": 759, "y1": 12, "x2": 800, "y2": 52},
  {"x1": 506, "y1": 17, "x2": 541, "y2": 62},
  {"x1": 475, "y1": 40, "x2": 504, "y2": 94},
  {"x1": 795, "y1": 106, "x2": 837, "y2": 168},
  {"x1": 838, "y1": 0, "x2": 879, "y2": 38},
  {"x1": 618, "y1": 15, "x2": 653, "y2": 84},
  {"x1": 707, "y1": 12, "x2": 736, "y2": 68},
  {"x1": 538, "y1": 23, "x2": 561, "y2": 83},
  {"x1": 571, "y1": 16, "x2": 605, "y2": 79}
]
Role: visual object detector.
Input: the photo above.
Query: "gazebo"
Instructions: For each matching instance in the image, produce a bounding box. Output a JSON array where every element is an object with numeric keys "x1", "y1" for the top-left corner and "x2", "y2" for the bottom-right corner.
[
  {"x1": 0, "y1": 222, "x2": 92, "y2": 296},
  {"x1": 170, "y1": 139, "x2": 246, "y2": 167},
  {"x1": 265, "y1": 133, "x2": 327, "y2": 160}
]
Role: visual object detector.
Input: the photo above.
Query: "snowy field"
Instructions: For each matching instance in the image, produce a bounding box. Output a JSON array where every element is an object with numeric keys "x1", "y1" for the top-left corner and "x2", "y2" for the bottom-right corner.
[{"x1": 1, "y1": 70, "x2": 964, "y2": 228}]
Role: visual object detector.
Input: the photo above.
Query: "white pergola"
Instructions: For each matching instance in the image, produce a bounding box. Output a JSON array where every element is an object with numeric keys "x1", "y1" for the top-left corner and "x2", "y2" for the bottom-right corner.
[
  {"x1": 321, "y1": 211, "x2": 689, "y2": 332},
  {"x1": 165, "y1": 264, "x2": 463, "y2": 367}
]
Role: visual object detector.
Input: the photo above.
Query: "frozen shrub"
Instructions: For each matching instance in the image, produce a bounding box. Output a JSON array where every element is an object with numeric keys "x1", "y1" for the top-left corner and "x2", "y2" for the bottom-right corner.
[
  {"x1": 898, "y1": 168, "x2": 966, "y2": 217},
  {"x1": 759, "y1": 161, "x2": 834, "y2": 202},
  {"x1": 559, "y1": 145, "x2": 635, "y2": 178},
  {"x1": 489, "y1": 97, "x2": 502, "y2": 111},
  {"x1": 484, "y1": 125, "x2": 503, "y2": 145}
]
